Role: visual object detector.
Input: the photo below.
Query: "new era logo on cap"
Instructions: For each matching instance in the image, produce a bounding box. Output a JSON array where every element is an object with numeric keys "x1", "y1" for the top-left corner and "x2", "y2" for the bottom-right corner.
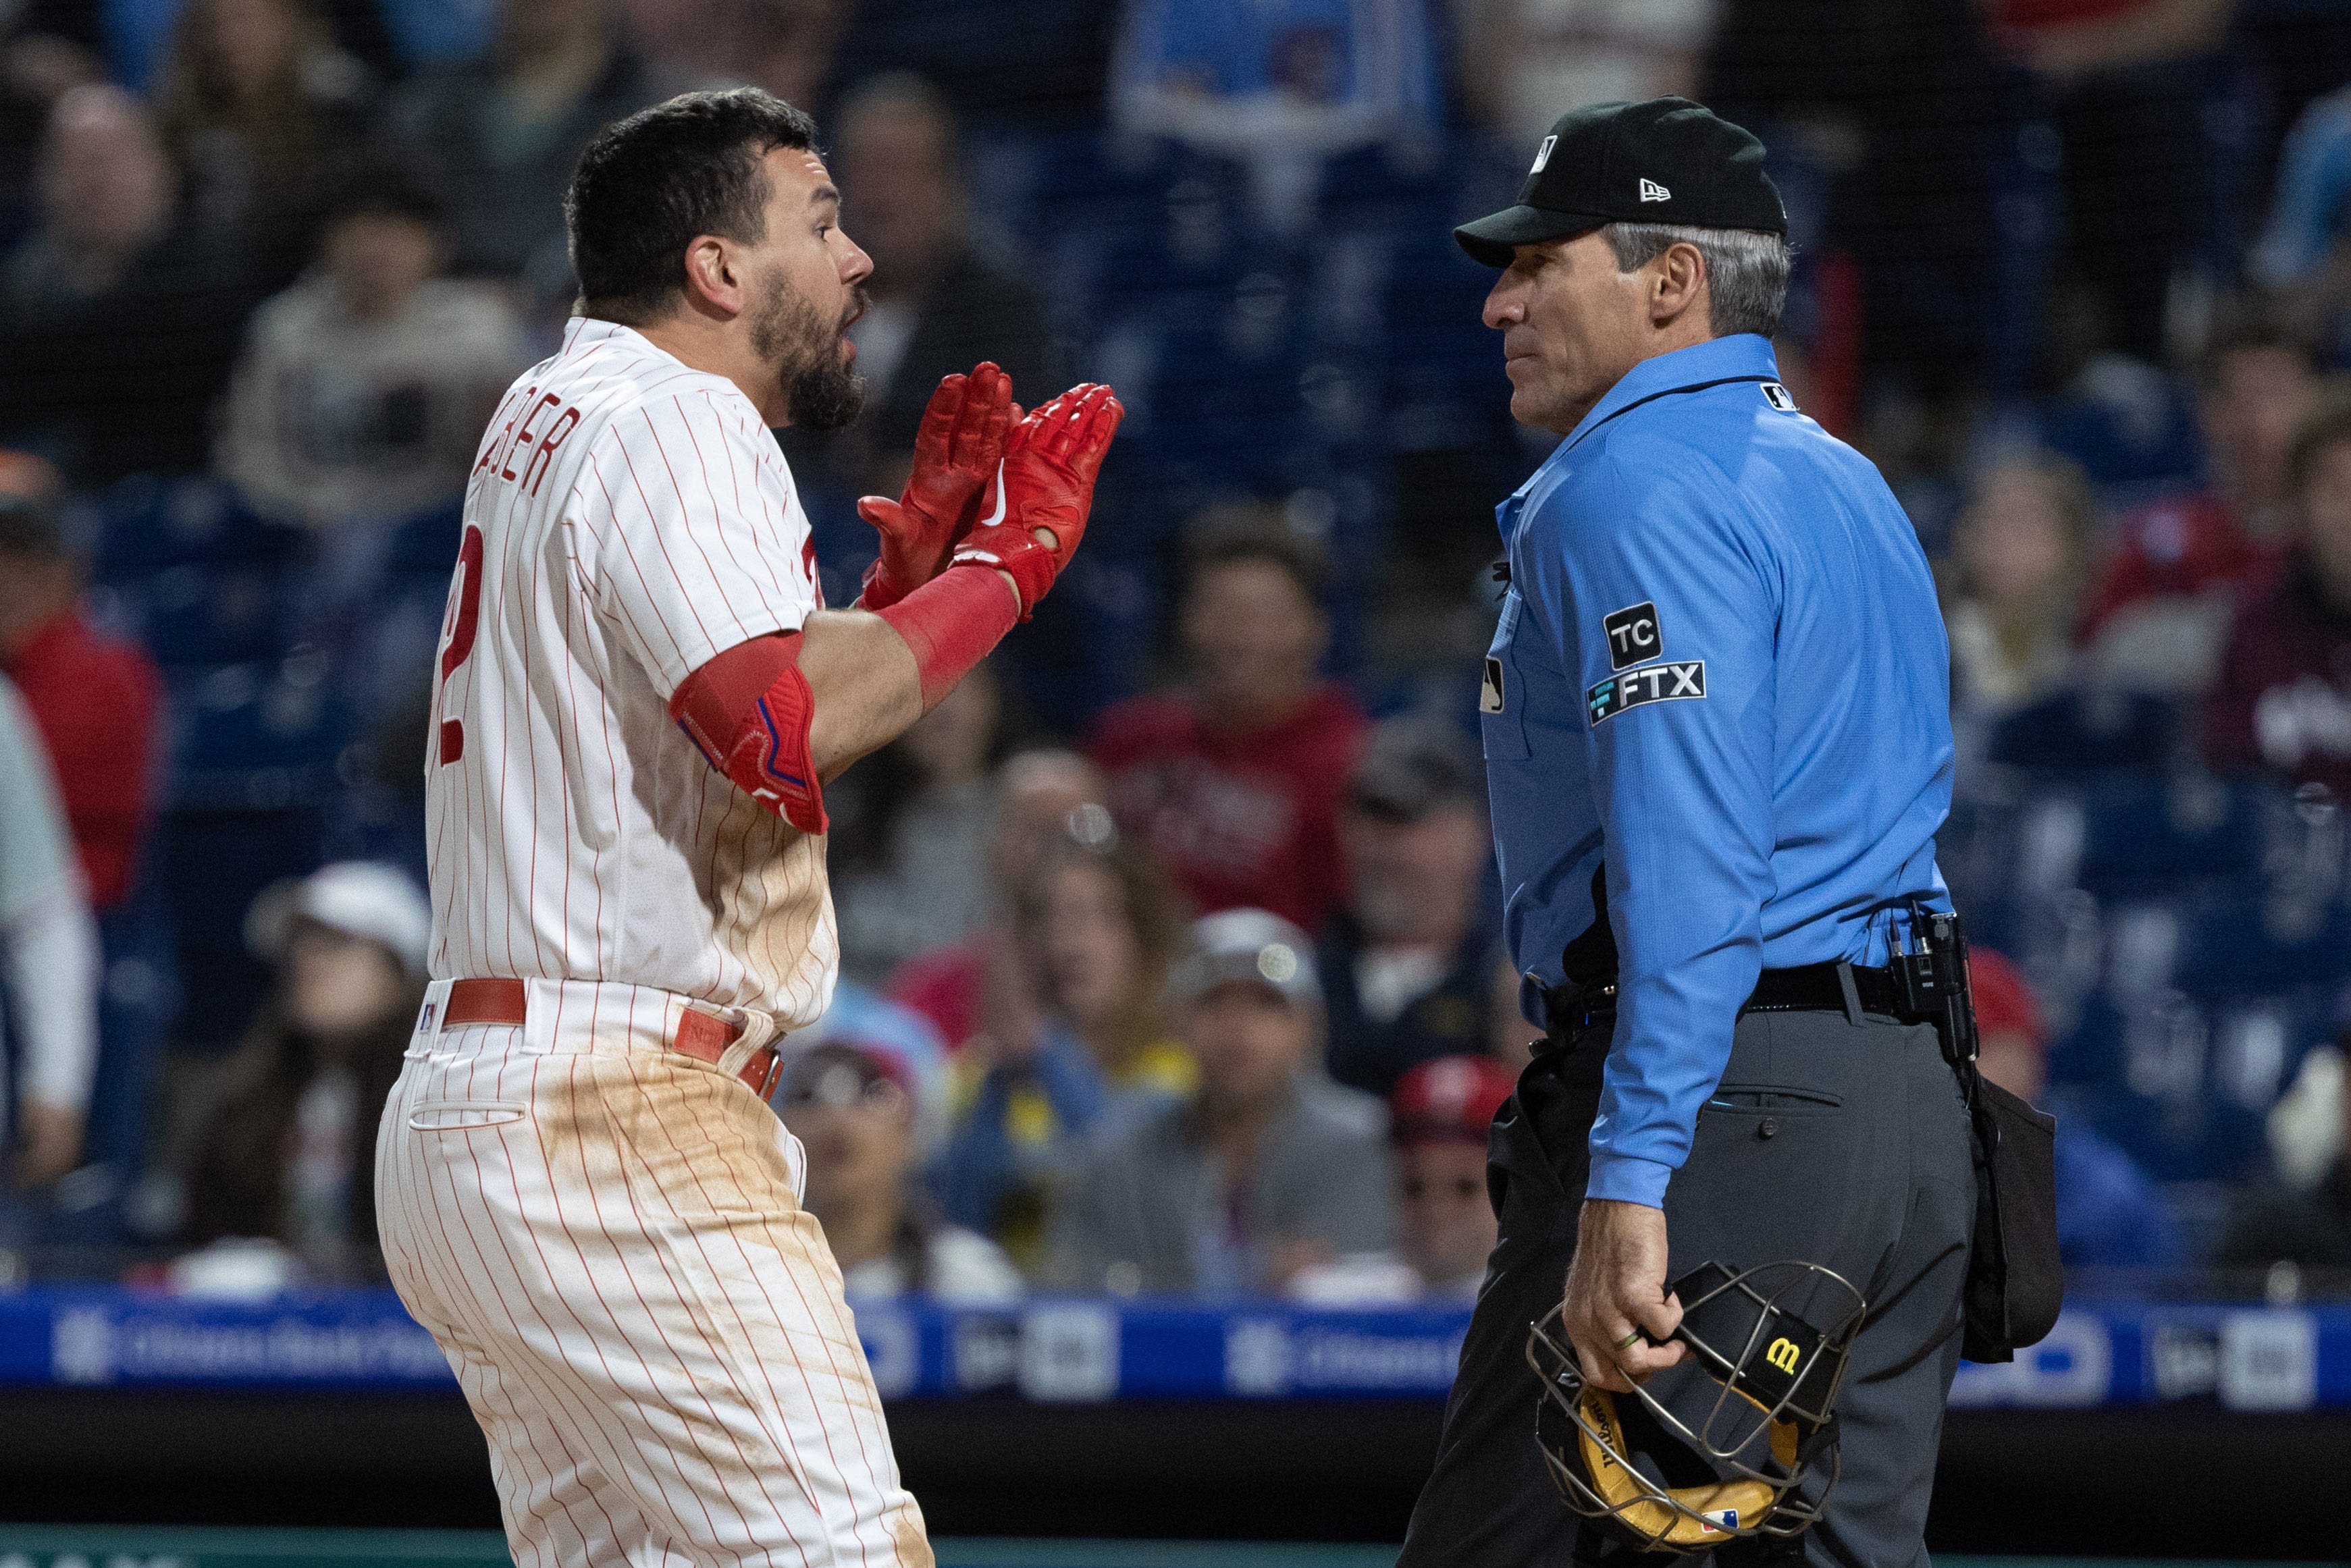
[
  {"x1": 1639, "y1": 177, "x2": 1670, "y2": 202},
  {"x1": 1531, "y1": 134, "x2": 1556, "y2": 173}
]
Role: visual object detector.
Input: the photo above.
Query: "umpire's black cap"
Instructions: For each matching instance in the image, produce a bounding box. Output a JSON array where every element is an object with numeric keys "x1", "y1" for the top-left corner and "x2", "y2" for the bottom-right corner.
[{"x1": 1455, "y1": 97, "x2": 1785, "y2": 267}]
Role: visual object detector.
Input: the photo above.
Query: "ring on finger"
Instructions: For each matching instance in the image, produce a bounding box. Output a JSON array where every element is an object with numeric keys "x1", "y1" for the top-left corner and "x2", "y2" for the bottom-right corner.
[{"x1": 1614, "y1": 1329, "x2": 1643, "y2": 1350}]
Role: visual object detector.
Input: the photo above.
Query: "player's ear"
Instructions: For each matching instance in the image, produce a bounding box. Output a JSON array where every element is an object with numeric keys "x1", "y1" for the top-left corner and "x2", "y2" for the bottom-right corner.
[{"x1": 681, "y1": 234, "x2": 743, "y2": 319}]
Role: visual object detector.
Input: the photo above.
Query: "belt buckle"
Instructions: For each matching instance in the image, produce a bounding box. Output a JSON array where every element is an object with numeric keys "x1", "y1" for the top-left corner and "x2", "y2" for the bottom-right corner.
[{"x1": 745, "y1": 1046, "x2": 783, "y2": 1100}]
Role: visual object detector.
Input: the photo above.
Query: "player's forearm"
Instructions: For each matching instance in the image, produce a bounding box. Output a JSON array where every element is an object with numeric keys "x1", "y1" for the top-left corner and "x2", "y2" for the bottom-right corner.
[
  {"x1": 668, "y1": 565, "x2": 1021, "y2": 832},
  {"x1": 798, "y1": 608, "x2": 924, "y2": 780}
]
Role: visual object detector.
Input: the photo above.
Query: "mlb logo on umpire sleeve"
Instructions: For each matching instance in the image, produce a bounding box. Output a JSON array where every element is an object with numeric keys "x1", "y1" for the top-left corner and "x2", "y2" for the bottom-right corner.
[
  {"x1": 1761, "y1": 381, "x2": 1798, "y2": 412},
  {"x1": 1602, "y1": 601, "x2": 1662, "y2": 671},
  {"x1": 1481, "y1": 656, "x2": 1506, "y2": 713}
]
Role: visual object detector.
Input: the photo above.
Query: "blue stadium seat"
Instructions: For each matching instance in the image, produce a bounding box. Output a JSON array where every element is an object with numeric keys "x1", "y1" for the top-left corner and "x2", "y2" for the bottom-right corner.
[
  {"x1": 2065, "y1": 1077, "x2": 2271, "y2": 1185},
  {"x1": 2171, "y1": 889, "x2": 2351, "y2": 999},
  {"x1": 155, "y1": 655, "x2": 353, "y2": 1050},
  {"x1": 86, "y1": 475, "x2": 306, "y2": 583},
  {"x1": 163, "y1": 655, "x2": 359, "y2": 813},
  {"x1": 158, "y1": 805, "x2": 327, "y2": 1053},
  {"x1": 332, "y1": 568, "x2": 456, "y2": 730},
  {"x1": 2072, "y1": 774, "x2": 2279, "y2": 897},
  {"x1": 383, "y1": 495, "x2": 465, "y2": 576},
  {"x1": 96, "y1": 560, "x2": 302, "y2": 668},
  {"x1": 1379, "y1": 236, "x2": 1515, "y2": 456},
  {"x1": 1985, "y1": 689, "x2": 2186, "y2": 774}
]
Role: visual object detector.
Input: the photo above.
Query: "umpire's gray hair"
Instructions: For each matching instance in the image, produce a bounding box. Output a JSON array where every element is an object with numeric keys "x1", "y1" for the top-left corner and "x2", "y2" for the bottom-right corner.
[{"x1": 1602, "y1": 223, "x2": 1793, "y2": 340}]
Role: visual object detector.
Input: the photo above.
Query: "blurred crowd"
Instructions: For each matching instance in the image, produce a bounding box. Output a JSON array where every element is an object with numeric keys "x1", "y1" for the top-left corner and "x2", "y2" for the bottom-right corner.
[{"x1": 3, "y1": 0, "x2": 2351, "y2": 1303}]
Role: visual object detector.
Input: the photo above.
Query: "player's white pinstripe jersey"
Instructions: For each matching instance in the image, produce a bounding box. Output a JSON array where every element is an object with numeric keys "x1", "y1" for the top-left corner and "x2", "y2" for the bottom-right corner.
[{"x1": 425, "y1": 317, "x2": 835, "y2": 1027}]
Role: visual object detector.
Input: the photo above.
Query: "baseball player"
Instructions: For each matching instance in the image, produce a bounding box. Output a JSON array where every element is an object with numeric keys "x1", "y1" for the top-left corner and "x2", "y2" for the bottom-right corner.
[{"x1": 374, "y1": 87, "x2": 1120, "y2": 1568}]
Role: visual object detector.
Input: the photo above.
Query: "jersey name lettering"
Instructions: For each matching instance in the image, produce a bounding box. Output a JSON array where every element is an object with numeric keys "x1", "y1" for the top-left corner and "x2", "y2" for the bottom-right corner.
[{"x1": 474, "y1": 387, "x2": 582, "y2": 498}]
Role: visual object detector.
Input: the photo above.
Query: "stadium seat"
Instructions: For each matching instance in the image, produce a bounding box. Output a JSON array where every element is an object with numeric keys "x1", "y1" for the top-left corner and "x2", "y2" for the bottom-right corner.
[
  {"x1": 381, "y1": 496, "x2": 465, "y2": 576},
  {"x1": 163, "y1": 654, "x2": 359, "y2": 813},
  {"x1": 157, "y1": 805, "x2": 327, "y2": 1053},
  {"x1": 97, "y1": 560, "x2": 302, "y2": 668},
  {"x1": 86, "y1": 475, "x2": 305, "y2": 583},
  {"x1": 1985, "y1": 689, "x2": 2186, "y2": 774},
  {"x1": 2072, "y1": 773, "x2": 2279, "y2": 897},
  {"x1": 2171, "y1": 888, "x2": 2351, "y2": 999}
]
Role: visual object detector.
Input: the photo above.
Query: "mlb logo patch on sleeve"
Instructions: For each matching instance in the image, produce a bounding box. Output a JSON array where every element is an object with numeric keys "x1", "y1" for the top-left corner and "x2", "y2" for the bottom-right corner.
[
  {"x1": 1761, "y1": 382, "x2": 1798, "y2": 412},
  {"x1": 1481, "y1": 656, "x2": 1506, "y2": 714},
  {"x1": 1587, "y1": 661, "x2": 1705, "y2": 726}
]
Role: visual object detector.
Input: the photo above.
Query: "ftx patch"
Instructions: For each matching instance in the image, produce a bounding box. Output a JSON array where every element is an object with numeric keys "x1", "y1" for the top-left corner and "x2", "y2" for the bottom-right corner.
[{"x1": 1587, "y1": 661, "x2": 1706, "y2": 726}]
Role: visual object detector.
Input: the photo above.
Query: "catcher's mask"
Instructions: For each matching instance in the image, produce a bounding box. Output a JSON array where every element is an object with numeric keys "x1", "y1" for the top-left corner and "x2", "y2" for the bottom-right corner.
[{"x1": 1526, "y1": 1260, "x2": 1866, "y2": 1555}]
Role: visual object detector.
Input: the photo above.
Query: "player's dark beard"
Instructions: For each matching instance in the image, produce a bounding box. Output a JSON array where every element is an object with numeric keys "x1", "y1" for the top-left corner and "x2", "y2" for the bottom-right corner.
[{"x1": 751, "y1": 269, "x2": 866, "y2": 432}]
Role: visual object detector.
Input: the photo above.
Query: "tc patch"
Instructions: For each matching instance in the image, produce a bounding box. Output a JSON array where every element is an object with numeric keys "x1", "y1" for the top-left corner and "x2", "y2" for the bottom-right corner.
[
  {"x1": 1602, "y1": 601, "x2": 1662, "y2": 671},
  {"x1": 1761, "y1": 381, "x2": 1798, "y2": 412},
  {"x1": 1587, "y1": 660, "x2": 1706, "y2": 726},
  {"x1": 1480, "y1": 655, "x2": 1506, "y2": 714}
]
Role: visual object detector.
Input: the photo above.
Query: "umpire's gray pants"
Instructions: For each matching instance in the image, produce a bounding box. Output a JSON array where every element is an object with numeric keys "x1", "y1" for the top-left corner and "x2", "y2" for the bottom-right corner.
[{"x1": 1398, "y1": 1004, "x2": 1976, "y2": 1568}]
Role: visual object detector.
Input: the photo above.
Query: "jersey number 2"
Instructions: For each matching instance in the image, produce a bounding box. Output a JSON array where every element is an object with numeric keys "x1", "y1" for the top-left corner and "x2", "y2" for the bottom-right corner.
[{"x1": 436, "y1": 524, "x2": 485, "y2": 765}]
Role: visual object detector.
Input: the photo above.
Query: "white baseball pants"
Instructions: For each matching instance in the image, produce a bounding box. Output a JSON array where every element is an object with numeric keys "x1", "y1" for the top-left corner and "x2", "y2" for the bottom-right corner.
[{"x1": 375, "y1": 979, "x2": 932, "y2": 1567}]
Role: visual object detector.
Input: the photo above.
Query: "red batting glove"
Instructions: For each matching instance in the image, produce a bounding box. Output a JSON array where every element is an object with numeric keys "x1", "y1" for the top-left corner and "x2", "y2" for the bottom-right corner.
[
  {"x1": 949, "y1": 383, "x2": 1123, "y2": 620},
  {"x1": 855, "y1": 362, "x2": 1013, "y2": 611}
]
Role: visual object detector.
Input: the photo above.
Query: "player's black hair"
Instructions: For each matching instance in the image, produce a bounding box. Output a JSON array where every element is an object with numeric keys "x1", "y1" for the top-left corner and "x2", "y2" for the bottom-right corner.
[{"x1": 566, "y1": 88, "x2": 821, "y2": 324}]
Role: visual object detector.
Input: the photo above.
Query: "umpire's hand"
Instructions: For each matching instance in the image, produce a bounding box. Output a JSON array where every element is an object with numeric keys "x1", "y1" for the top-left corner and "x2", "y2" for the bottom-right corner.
[{"x1": 1561, "y1": 1199, "x2": 1687, "y2": 1393}]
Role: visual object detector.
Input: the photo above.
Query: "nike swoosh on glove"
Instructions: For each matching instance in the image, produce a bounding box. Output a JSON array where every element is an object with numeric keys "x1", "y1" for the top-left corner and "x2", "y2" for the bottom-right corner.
[{"x1": 949, "y1": 383, "x2": 1122, "y2": 620}]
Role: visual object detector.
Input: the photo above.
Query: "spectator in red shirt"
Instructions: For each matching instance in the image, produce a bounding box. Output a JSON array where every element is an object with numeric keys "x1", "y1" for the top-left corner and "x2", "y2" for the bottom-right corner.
[
  {"x1": 1090, "y1": 523, "x2": 1368, "y2": 930},
  {"x1": 0, "y1": 451, "x2": 163, "y2": 909},
  {"x1": 2204, "y1": 393, "x2": 2351, "y2": 799},
  {"x1": 2081, "y1": 318, "x2": 2319, "y2": 693}
]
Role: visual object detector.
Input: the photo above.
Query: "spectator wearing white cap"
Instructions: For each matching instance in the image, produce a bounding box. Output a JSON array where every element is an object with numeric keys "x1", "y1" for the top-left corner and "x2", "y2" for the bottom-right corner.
[
  {"x1": 776, "y1": 994, "x2": 1021, "y2": 1305},
  {"x1": 1046, "y1": 909, "x2": 1394, "y2": 1297},
  {"x1": 178, "y1": 861, "x2": 428, "y2": 1284}
]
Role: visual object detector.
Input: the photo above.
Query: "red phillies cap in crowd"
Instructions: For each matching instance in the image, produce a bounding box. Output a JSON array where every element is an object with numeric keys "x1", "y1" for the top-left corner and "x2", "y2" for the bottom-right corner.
[
  {"x1": 1391, "y1": 1055, "x2": 1518, "y2": 1148},
  {"x1": 1968, "y1": 948, "x2": 2045, "y2": 1049}
]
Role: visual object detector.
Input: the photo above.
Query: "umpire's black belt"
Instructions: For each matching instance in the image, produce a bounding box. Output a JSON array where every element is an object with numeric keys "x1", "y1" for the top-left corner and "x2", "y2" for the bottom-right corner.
[
  {"x1": 1745, "y1": 960, "x2": 1917, "y2": 1021},
  {"x1": 1543, "y1": 960, "x2": 1922, "y2": 1045}
]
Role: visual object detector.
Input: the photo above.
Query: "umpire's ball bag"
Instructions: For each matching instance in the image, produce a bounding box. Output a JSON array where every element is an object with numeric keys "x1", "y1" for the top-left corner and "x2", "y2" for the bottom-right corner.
[{"x1": 1960, "y1": 1075, "x2": 2062, "y2": 1363}]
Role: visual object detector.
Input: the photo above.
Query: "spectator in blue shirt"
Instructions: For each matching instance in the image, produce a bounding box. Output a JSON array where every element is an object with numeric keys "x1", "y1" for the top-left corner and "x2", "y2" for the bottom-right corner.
[{"x1": 1970, "y1": 948, "x2": 2184, "y2": 1274}]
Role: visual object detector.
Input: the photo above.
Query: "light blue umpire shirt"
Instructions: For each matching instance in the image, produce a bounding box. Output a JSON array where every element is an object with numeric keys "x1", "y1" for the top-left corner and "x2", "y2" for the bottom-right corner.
[{"x1": 1482, "y1": 331, "x2": 1955, "y2": 1210}]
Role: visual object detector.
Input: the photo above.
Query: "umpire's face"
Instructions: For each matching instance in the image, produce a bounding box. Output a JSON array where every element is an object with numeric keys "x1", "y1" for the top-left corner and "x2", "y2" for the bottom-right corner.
[{"x1": 1482, "y1": 229, "x2": 1706, "y2": 436}]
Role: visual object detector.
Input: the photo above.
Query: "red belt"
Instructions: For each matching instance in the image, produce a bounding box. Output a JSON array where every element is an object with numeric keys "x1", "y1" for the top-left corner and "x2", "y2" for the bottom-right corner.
[{"x1": 442, "y1": 978, "x2": 783, "y2": 1100}]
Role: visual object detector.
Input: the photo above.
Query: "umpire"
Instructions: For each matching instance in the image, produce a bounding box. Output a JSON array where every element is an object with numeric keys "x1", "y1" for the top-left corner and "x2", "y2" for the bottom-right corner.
[{"x1": 1400, "y1": 99, "x2": 1973, "y2": 1567}]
